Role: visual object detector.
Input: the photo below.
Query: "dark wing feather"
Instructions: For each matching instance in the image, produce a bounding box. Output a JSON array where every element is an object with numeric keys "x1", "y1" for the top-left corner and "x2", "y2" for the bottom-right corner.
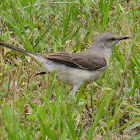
[
  {"x1": 71, "y1": 57, "x2": 107, "y2": 70},
  {"x1": 42, "y1": 53, "x2": 107, "y2": 71},
  {"x1": 47, "y1": 53, "x2": 72, "y2": 62}
]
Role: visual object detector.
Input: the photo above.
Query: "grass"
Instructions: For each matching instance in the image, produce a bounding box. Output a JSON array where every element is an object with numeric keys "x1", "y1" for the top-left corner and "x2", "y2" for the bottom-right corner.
[{"x1": 0, "y1": 0, "x2": 140, "y2": 139}]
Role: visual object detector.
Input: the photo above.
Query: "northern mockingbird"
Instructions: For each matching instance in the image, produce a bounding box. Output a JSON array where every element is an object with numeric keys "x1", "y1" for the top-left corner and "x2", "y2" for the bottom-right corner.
[{"x1": 0, "y1": 33, "x2": 129, "y2": 96}]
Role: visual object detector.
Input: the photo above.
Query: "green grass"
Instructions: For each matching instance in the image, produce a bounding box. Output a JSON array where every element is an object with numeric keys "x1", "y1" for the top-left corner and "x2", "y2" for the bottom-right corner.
[{"x1": 0, "y1": 0, "x2": 140, "y2": 139}]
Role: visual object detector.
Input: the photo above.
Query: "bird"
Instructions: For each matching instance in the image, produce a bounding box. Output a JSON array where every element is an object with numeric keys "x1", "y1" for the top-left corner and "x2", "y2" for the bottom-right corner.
[{"x1": 0, "y1": 32, "x2": 130, "y2": 96}]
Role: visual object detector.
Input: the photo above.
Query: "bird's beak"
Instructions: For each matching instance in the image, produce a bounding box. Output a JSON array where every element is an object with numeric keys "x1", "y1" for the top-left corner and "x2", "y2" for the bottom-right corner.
[{"x1": 118, "y1": 36, "x2": 130, "y2": 40}]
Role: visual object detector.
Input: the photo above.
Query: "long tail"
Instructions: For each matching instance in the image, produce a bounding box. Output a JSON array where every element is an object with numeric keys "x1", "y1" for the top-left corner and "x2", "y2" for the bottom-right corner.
[
  {"x1": 0, "y1": 42, "x2": 34, "y2": 56},
  {"x1": 0, "y1": 42, "x2": 49, "y2": 68}
]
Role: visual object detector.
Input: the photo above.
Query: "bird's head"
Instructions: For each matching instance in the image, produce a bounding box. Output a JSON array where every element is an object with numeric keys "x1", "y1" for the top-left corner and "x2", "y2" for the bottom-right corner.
[{"x1": 94, "y1": 32, "x2": 130, "y2": 49}]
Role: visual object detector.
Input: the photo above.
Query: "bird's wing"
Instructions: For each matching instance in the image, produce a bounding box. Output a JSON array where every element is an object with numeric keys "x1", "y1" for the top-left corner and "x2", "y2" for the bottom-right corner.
[
  {"x1": 71, "y1": 56, "x2": 107, "y2": 70},
  {"x1": 41, "y1": 52, "x2": 107, "y2": 71}
]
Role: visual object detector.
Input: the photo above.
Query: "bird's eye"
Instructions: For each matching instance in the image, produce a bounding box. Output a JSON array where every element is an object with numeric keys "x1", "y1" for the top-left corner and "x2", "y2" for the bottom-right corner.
[{"x1": 109, "y1": 37, "x2": 115, "y2": 41}]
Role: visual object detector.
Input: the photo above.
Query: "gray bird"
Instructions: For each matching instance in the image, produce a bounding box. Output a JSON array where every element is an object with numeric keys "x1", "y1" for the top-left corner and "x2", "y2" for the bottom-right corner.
[{"x1": 0, "y1": 33, "x2": 129, "y2": 96}]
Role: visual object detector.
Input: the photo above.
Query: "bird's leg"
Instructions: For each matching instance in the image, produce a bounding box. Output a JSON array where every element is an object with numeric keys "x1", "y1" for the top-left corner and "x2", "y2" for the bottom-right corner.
[{"x1": 69, "y1": 83, "x2": 82, "y2": 96}]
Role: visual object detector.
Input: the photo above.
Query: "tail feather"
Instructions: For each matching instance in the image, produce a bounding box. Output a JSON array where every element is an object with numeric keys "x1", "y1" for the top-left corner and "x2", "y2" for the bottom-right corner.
[
  {"x1": 0, "y1": 42, "x2": 34, "y2": 56},
  {"x1": 0, "y1": 41, "x2": 49, "y2": 68}
]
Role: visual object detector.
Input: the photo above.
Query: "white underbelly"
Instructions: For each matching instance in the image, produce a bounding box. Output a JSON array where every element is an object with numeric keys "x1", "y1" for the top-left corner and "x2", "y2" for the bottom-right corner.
[
  {"x1": 43, "y1": 60, "x2": 105, "y2": 85},
  {"x1": 33, "y1": 55, "x2": 106, "y2": 86}
]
